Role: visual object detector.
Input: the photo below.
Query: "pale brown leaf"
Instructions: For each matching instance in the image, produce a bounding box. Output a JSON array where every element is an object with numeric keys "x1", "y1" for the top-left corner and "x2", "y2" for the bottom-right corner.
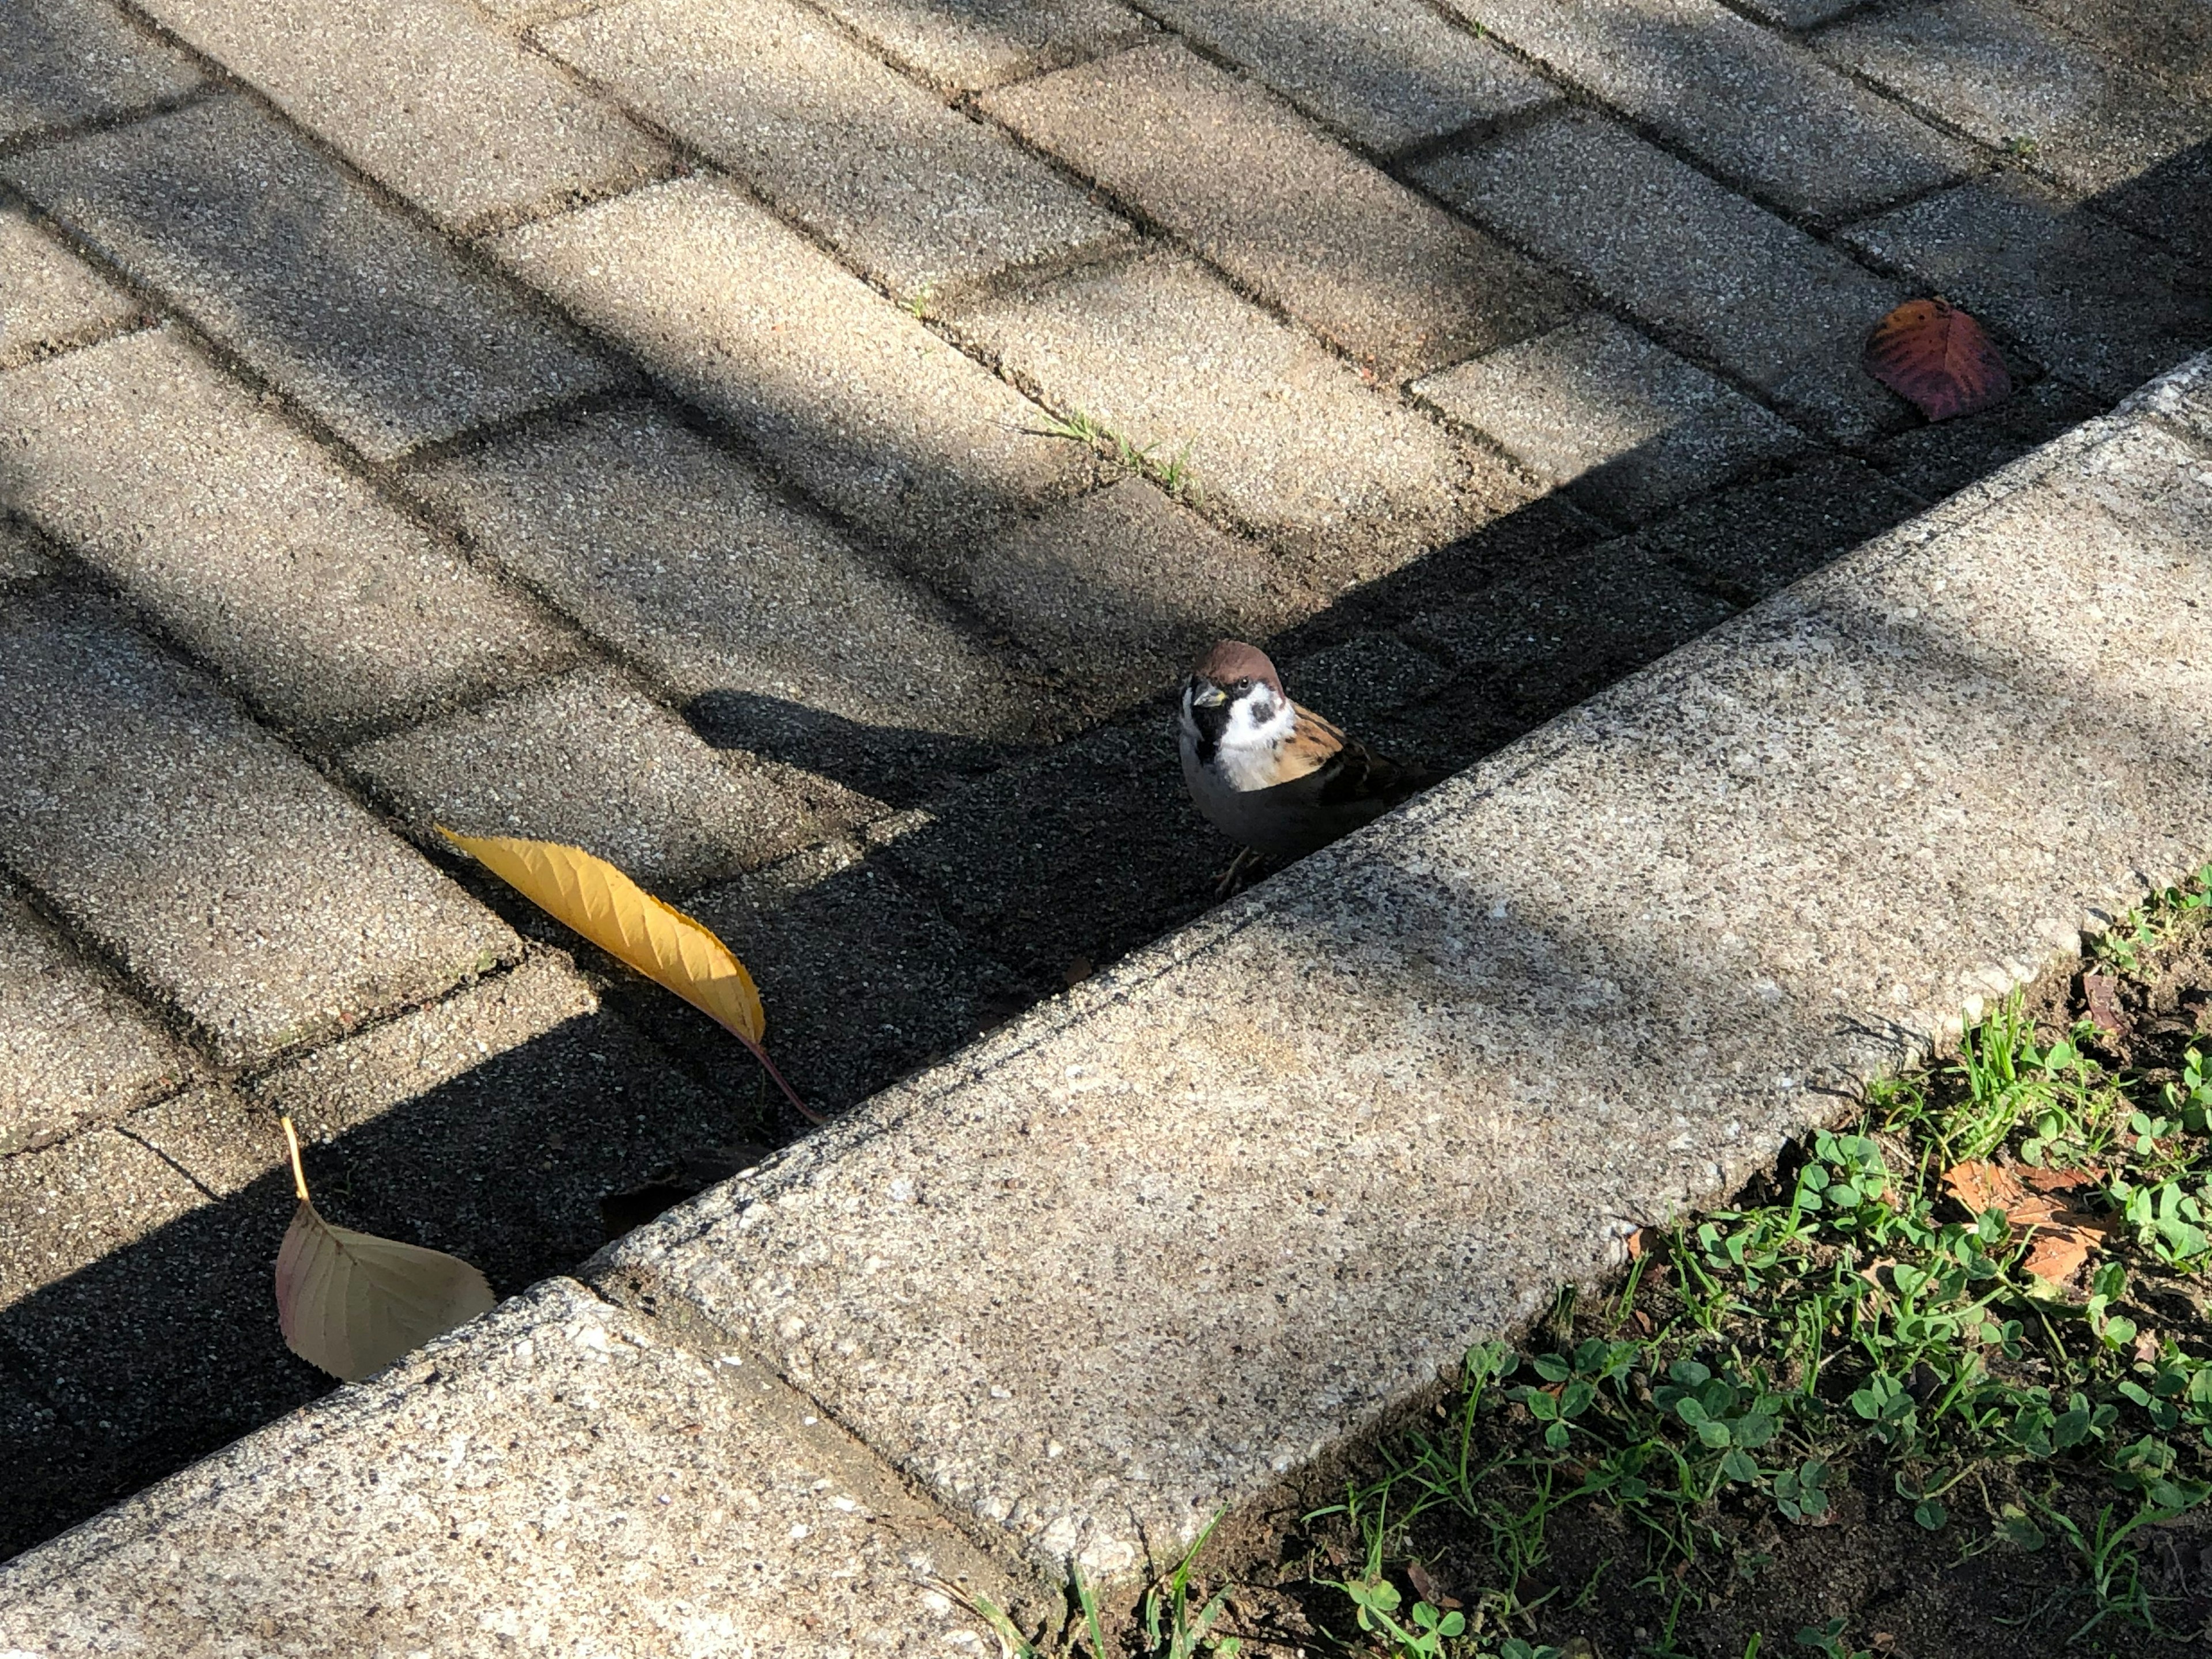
[
  {"x1": 2018, "y1": 1165, "x2": 2101, "y2": 1195},
  {"x1": 274, "y1": 1200, "x2": 494, "y2": 1381}
]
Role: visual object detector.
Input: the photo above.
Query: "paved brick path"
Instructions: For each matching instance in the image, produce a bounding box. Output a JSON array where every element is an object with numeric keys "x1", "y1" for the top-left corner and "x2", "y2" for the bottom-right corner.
[{"x1": 1, "y1": 0, "x2": 2205, "y2": 1560}]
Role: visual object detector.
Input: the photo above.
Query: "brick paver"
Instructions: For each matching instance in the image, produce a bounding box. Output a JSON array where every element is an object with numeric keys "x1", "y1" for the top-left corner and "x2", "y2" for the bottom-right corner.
[
  {"x1": 1415, "y1": 108, "x2": 1912, "y2": 444},
  {"x1": 808, "y1": 0, "x2": 1142, "y2": 91},
  {"x1": 965, "y1": 478, "x2": 1317, "y2": 709},
  {"x1": 982, "y1": 41, "x2": 1573, "y2": 378},
  {"x1": 495, "y1": 177, "x2": 1092, "y2": 561},
  {"x1": 1819, "y1": 0, "x2": 2212, "y2": 197},
  {"x1": 0, "y1": 520, "x2": 54, "y2": 586},
  {"x1": 540, "y1": 0, "x2": 1127, "y2": 302},
  {"x1": 1612, "y1": 454, "x2": 1925, "y2": 606},
  {"x1": 1438, "y1": 0, "x2": 1971, "y2": 222},
  {"x1": 0, "y1": 882, "x2": 187, "y2": 1156},
  {"x1": 131, "y1": 0, "x2": 666, "y2": 229},
  {"x1": 4, "y1": 96, "x2": 622, "y2": 461},
  {"x1": 0, "y1": 0, "x2": 198, "y2": 143},
  {"x1": 0, "y1": 328, "x2": 582, "y2": 737},
  {"x1": 0, "y1": 591, "x2": 516, "y2": 1067},
  {"x1": 400, "y1": 400, "x2": 1047, "y2": 801},
  {"x1": 684, "y1": 839, "x2": 1028, "y2": 1115},
  {"x1": 2015, "y1": 0, "x2": 2212, "y2": 100},
  {"x1": 0, "y1": 205, "x2": 141, "y2": 369},
  {"x1": 1842, "y1": 177, "x2": 2212, "y2": 400},
  {"x1": 0, "y1": 1127, "x2": 204, "y2": 1308},
  {"x1": 344, "y1": 663, "x2": 857, "y2": 893},
  {"x1": 1138, "y1": 0, "x2": 1555, "y2": 154},
  {"x1": 1414, "y1": 313, "x2": 1808, "y2": 524},
  {"x1": 948, "y1": 249, "x2": 1521, "y2": 586}
]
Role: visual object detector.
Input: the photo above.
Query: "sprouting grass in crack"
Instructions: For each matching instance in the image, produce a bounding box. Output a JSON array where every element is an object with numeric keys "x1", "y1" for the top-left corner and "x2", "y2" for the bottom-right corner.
[
  {"x1": 1039, "y1": 407, "x2": 1203, "y2": 506},
  {"x1": 1298, "y1": 865, "x2": 2212, "y2": 1655}
]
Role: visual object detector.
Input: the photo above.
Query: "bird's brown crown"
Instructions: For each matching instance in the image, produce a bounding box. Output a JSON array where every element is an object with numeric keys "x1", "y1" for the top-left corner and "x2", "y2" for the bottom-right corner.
[{"x1": 1191, "y1": 639, "x2": 1283, "y2": 698}]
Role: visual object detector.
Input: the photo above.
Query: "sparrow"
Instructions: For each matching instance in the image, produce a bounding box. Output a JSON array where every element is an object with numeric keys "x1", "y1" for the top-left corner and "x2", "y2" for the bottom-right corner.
[{"x1": 1178, "y1": 639, "x2": 1431, "y2": 887}]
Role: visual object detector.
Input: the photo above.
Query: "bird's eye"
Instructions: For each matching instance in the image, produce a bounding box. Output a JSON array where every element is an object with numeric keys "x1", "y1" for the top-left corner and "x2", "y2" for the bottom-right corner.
[{"x1": 1234, "y1": 677, "x2": 1251, "y2": 692}]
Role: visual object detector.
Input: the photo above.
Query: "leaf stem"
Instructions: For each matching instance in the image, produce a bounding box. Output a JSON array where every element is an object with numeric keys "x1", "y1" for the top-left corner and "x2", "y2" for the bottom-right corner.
[
  {"x1": 280, "y1": 1113, "x2": 310, "y2": 1203},
  {"x1": 736, "y1": 1032, "x2": 825, "y2": 1125}
]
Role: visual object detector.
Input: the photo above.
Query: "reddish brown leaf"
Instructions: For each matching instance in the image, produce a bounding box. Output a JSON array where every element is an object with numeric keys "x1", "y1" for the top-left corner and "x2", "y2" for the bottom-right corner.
[
  {"x1": 1624, "y1": 1226, "x2": 1646, "y2": 1261},
  {"x1": 2019, "y1": 1165, "x2": 2101, "y2": 1195},
  {"x1": 1865, "y1": 299, "x2": 2012, "y2": 421}
]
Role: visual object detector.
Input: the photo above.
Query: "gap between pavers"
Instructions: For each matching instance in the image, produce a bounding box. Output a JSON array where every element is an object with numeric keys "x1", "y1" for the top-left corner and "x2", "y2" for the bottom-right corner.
[{"x1": 1, "y1": 357, "x2": 2205, "y2": 1646}]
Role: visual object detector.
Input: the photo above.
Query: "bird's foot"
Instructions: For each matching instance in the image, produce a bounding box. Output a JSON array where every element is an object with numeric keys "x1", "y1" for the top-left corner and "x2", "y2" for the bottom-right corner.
[{"x1": 1214, "y1": 847, "x2": 1263, "y2": 898}]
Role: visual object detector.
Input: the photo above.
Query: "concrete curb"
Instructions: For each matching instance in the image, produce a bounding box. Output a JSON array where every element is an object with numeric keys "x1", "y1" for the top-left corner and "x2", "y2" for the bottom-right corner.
[{"x1": 3, "y1": 354, "x2": 2207, "y2": 1652}]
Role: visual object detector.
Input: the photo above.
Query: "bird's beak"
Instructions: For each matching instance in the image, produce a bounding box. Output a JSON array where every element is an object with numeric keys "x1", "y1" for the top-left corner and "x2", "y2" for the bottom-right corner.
[{"x1": 1191, "y1": 683, "x2": 1228, "y2": 709}]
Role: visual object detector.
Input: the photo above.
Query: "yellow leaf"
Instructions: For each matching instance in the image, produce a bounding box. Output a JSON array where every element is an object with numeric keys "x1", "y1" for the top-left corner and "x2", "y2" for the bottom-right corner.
[
  {"x1": 274, "y1": 1199, "x2": 494, "y2": 1381},
  {"x1": 439, "y1": 828, "x2": 763, "y2": 1042}
]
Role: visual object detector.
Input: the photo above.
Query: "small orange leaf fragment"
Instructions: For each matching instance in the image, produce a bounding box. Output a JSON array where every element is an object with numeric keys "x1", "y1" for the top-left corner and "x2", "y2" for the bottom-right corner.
[
  {"x1": 2020, "y1": 1222, "x2": 2102, "y2": 1286},
  {"x1": 440, "y1": 830, "x2": 819, "y2": 1122},
  {"x1": 1865, "y1": 298, "x2": 2012, "y2": 421},
  {"x1": 1942, "y1": 1159, "x2": 2028, "y2": 1218}
]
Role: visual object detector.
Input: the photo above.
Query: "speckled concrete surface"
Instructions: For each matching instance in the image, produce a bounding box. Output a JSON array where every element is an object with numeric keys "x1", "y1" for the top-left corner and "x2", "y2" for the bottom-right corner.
[
  {"x1": 0, "y1": 1279, "x2": 1037, "y2": 1656},
  {"x1": 130, "y1": 0, "x2": 666, "y2": 229},
  {"x1": 981, "y1": 41, "x2": 1571, "y2": 378},
  {"x1": 0, "y1": 1127, "x2": 206, "y2": 1310},
  {"x1": 1435, "y1": 0, "x2": 1971, "y2": 221},
  {"x1": 344, "y1": 663, "x2": 857, "y2": 891},
  {"x1": 399, "y1": 399, "x2": 1051, "y2": 800},
  {"x1": 810, "y1": 0, "x2": 1143, "y2": 90},
  {"x1": 0, "y1": 0, "x2": 198, "y2": 143},
  {"x1": 494, "y1": 177, "x2": 1093, "y2": 560},
  {"x1": 964, "y1": 477, "x2": 1316, "y2": 709},
  {"x1": 0, "y1": 517, "x2": 56, "y2": 586},
  {"x1": 0, "y1": 882, "x2": 187, "y2": 1155},
  {"x1": 1413, "y1": 312, "x2": 1808, "y2": 524},
  {"x1": 947, "y1": 248, "x2": 1521, "y2": 587},
  {"x1": 1817, "y1": 0, "x2": 2211, "y2": 197},
  {"x1": 3, "y1": 96, "x2": 622, "y2": 460},
  {"x1": 0, "y1": 205, "x2": 141, "y2": 369},
  {"x1": 1415, "y1": 108, "x2": 1913, "y2": 445},
  {"x1": 1140, "y1": 0, "x2": 1555, "y2": 154},
  {"x1": 590, "y1": 367, "x2": 2212, "y2": 1584},
  {"x1": 0, "y1": 329, "x2": 584, "y2": 737},
  {"x1": 0, "y1": 592, "x2": 516, "y2": 1067},
  {"x1": 541, "y1": 0, "x2": 1128, "y2": 302}
]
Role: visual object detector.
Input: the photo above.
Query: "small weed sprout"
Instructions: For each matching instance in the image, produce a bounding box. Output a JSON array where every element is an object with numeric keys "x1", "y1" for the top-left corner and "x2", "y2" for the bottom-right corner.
[{"x1": 1040, "y1": 407, "x2": 1204, "y2": 505}]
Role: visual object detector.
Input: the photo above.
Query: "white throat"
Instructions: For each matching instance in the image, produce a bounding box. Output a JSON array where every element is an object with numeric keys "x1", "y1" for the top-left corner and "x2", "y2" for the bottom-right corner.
[{"x1": 1209, "y1": 687, "x2": 1297, "y2": 790}]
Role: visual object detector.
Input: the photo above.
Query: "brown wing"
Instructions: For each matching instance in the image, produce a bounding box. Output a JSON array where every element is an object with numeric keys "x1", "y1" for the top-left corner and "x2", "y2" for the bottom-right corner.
[{"x1": 1286, "y1": 703, "x2": 1433, "y2": 806}]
